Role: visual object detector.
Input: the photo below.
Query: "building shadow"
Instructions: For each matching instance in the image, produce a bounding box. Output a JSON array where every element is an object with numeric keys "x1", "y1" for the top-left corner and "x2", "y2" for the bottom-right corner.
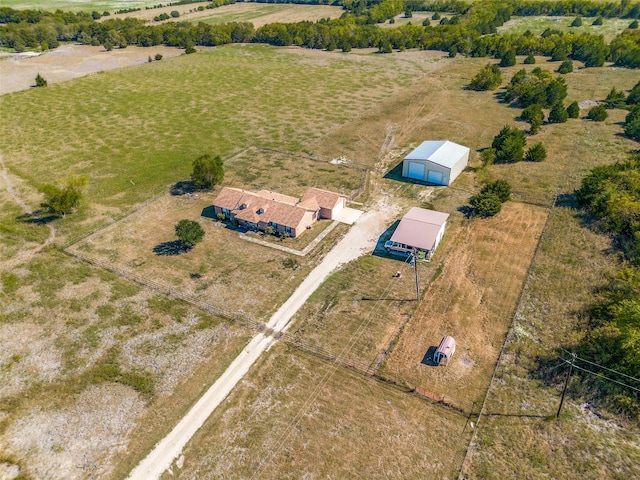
[
  {"x1": 372, "y1": 220, "x2": 400, "y2": 258},
  {"x1": 383, "y1": 160, "x2": 440, "y2": 187},
  {"x1": 153, "y1": 240, "x2": 190, "y2": 256},
  {"x1": 421, "y1": 346, "x2": 439, "y2": 366},
  {"x1": 201, "y1": 205, "x2": 217, "y2": 219}
]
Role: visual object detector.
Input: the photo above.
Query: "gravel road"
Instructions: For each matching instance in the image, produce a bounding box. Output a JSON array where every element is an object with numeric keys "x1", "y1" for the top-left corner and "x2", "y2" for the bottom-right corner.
[{"x1": 126, "y1": 200, "x2": 398, "y2": 479}]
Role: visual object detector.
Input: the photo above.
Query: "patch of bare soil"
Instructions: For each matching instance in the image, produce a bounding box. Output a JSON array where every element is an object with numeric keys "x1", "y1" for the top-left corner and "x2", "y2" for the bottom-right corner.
[
  {"x1": 383, "y1": 202, "x2": 548, "y2": 409},
  {"x1": 0, "y1": 44, "x2": 189, "y2": 95}
]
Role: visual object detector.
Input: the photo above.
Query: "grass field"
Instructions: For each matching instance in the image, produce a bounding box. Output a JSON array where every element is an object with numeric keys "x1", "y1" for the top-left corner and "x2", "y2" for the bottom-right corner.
[
  {"x1": 2, "y1": 0, "x2": 168, "y2": 11},
  {"x1": 2, "y1": 40, "x2": 640, "y2": 479},
  {"x1": 498, "y1": 15, "x2": 635, "y2": 41}
]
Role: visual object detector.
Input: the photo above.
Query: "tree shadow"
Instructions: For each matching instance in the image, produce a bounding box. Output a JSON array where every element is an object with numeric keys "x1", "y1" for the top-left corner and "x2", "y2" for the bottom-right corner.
[
  {"x1": 555, "y1": 192, "x2": 578, "y2": 209},
  {"x1": 153, "y1": 240, "x2": 191, "y2": 256},
  {"x1": 16, "y1": 211, "x2": 58, "y2": 224},
  {"x1": 457, "y1": 205, "x2": 474, "y2": 218},
  {"x1": 170, "y1": 180, "x2": 197, "y2": 196},
  {"x1": 421, "y1": 346, "x2": 439, "y2": 366}
]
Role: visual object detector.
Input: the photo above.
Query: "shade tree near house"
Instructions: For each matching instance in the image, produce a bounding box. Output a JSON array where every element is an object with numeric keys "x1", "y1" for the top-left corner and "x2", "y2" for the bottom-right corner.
[
  {"x1": 175, "y1": 219, "x2": 205, "y2": 248},
  {"x1": 191, "y1": 154, "x2": 224, "y2": 190}
]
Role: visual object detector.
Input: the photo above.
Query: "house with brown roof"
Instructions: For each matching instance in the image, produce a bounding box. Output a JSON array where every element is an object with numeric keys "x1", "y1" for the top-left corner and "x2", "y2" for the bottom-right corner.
[{"x1": 212, "y1": 187, "x2": 347, "y2": 238}]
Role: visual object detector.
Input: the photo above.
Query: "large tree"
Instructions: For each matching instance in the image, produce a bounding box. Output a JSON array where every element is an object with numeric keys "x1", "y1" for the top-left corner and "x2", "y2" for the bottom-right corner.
[
  {"x1": 191, "y1": 154, "x2": 224, "y2": 190},
  {"x1": 175, "y1": 219, "x2": 205, "y2": 248},
  {"x1": 39, "y1": 175, "x2": 87, "y2": 217}
]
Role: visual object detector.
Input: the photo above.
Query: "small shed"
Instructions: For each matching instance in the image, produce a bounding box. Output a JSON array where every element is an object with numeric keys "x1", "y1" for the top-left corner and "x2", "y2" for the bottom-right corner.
[
  {"x1": 401, "y1": 140, "x2": 470, "y2": 186},
  {"x1": 434, "y1": 336, "x2": 456, "y2": 366},
  {"x1": 384, "y1": 207, "x2": 449, "y2": 260}
]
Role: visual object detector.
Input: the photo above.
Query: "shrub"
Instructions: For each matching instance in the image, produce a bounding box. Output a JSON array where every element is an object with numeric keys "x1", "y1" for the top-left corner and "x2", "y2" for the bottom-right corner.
[
  {"x1": 35, "y1": 73, "x2": 47, "y2": 87},
  {"x1": 525, "y1": 143, "x2": 547, "y2": 162},
  {"x1": 627, "y1": 81, "x2": 640, "y2": 106},
  {"x1": 479, "y1": 179, "x2": 511, "y2": 203},
  {"x1": 592, "y1": 17, "x2": 603, "y2": 26},
  {"x1": 524, "y1": 53, "x2": 536, "y2": 64},
  {"x1": 558, "y1": 59, "x2": 573, "y2": 74},
  {"x1": 154, "y1": 53, "x2": 163, "y2": 61},
  {"x1": 468, "y1": 64, "x2": 502, "y2": 91},
  {"x1": 570, "y1": 17, "x2": 582, "y2": 27},
  {"x1": 587, "y1": 104, "x2": 608, "y2": 121},
  {"x1": 624, "y1": 105, "x2": 640, "y2": 141},
  {"x1": 567, "y1": 101, "x2": 580, "y2": 118},
  {"x1": 480, "y1": 148, "x2": 496, "y2": 166},
  {"x1": 499, "y1": 49, "x2": 516, "y2": 67},
  {"x1": 175, "y1": 219, "x2": 204, "y2": 247},
  {"x1": 170, "y1": 10, "x2": 180, "y2": 18},
  {"x1": 505, "y1": 68, "x2": 567, "y2": 108},
  {"x1": 470, "y1": 192, "x2": 502, "y2": 218},
  {"x1": 605, "y1": 88, "x2": 627, "y2": 109},
  {"x1": 548, "y1": 102, "x2": 569, "y2": 123},
  {"x1": 422, "y1": 18, "x2": 430, "y2": 26},
  {"x1": 521, "y1": 104, "x2": 544, "y2": 134},
  {"x1": 491, "y1": 126, "x2": 526, "y2": 163},
  {"x1": 185, "y1": 45, "x2": 196, "y2": 54},
  {"x1": 630, "y1": 20, "x2": 639, "y2": 29},
  {"x1": 432, "y1": 12, "x2": 441, "y2": 20}
]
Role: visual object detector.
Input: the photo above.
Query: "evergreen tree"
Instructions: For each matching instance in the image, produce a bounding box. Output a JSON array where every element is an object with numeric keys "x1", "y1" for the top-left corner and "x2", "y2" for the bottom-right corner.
[
  {"x1": 587, "y1": 104, "x2": 608, "y2": 121},
  {"x1": 499, "y1": 49, "x2": 516, "y2": 67},
  {"x1": 35, "y1": 73, "x2": 47, "y2": 87},
  {"x1": 521, "y1": 104, "x2": 544, "y2": 134},
  {"x1": 524, "y1": 53, "x2": 535, "y2": 64},
  {"x1": 570, "y1": 17, "x2": 583, "y2": 27},
  {"x1": 491, "y1": 126, "x2": 527, "y2": 164},
  {"x1": 548, "y1": 102, "x2": 569, "y2": 123},
  {"x1": 567, "y1": 101, "x2": 580, "y2": 119},
  {"x1": 468, "y1": 64, "x2": 502, "y2": 91},
  {"x1": 558, "y1": 59, "x2": 573, "y2": 74},
  {"x1": 525, "y1": 143, "x2": 547, "y2": 162}
]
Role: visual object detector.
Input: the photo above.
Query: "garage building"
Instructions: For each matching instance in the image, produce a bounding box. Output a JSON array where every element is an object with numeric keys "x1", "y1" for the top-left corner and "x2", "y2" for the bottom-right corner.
[{"x1": 402, "y1": 140, "x2": 470, "y2": 186}]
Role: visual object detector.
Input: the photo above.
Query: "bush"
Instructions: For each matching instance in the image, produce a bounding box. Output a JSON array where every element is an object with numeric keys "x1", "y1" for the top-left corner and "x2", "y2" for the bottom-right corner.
[
  {"x1": 468, "y1": 64, "x2": 502, "y2": 91},
  {"x1": 39, "y1": 175, "x2": 87, "y2": 217},
  {"x1": 524, "y1": 53, "x2": 536, "y2": 64},
  {"x1": 624, "y1": 105, "x2": 640, "y2": 141},
  {"x1": 627, "y1": 81, "x2": 640, "y2": 106},
  {"x1": 432, "y1": 12, "x2": 441, "y2": 20},
  {"x1": 525, "y1": 143, "x2": 547, "y2": 162},
  {"x1": 521, "y1": 104, "x2": 543, "y2": 134},
  {"x1": 422, "y1": 18, "x2": 430, "y2": 26},
  {"x1": 567, "y1": 101, "x2": 580, "y2": 118},
  {"x1": 499, "y1": 49, "x2": 516, "y2": 67},
  {"x1": 185, "y1": 45, "x2": 196, "y2": 54},
  {"x1": 505, "y1": 68, "x2": 567, "y2": 108},
  {"x1": 491, "y1": 126, "x2": 527, "y2": 163},
  {"x1": 170, "y1": 10, "x2": 180, "y2": 18},
  {"x1": 630, "y1": 20, "x2": 639, "y2": 29},
  {"x1": 592, "y1": 17, "x2": 603, "y2": 26},
  {"x1": 35, "y1": 73, "x2": 47, "y2": 87},
  {"x1": 570, "y1": 17, "x2": 583, "y2": 27},
  {"x1": 605, "y1": 88, "x2": 627, "y2": 109},
  {"x1": 548, "y1": 102, "x2": 569, "y2": 124},
  {"x1": 154, "y1": 53, "x2": 163, "y2": 61},
  {"x1": 470, "y1": 192, "x2": 502, "y2": 218},
  {"x1": 587, "y1": 104, "x2": 608, "y2": 121},
  {"x1": 175, "y1": 219, "x2": 204, "y2": 247},
  {"x1": 558, "y1": 59, "x2": 573, "y2": 74},
  {"x1": 479, "y1": 179, "x2": 511, "y2": 203},
  {"x1": 480, "y1": 148, "x2": 496, "y2": 166}
]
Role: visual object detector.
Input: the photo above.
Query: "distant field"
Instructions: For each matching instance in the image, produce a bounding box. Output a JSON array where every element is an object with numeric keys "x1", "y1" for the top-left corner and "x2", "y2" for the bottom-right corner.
[
  {"x1": 498, "y1": 15, "x2": 634, "y2": 41},
  {"x1": 111, "y1": 2, "x2": 344, "y2": 26},
  {"x1": 1, "y1": 0, "x2": 168, "y2": 11}
]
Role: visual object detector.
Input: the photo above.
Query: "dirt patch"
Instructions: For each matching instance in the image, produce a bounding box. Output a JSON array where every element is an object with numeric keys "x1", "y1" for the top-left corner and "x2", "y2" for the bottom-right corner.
[
  {"x1": 383, "y1": 202, "x2": 548, "y2": 409},
  {"x1": 0, "y1": 44, "x2": 190, "y2": 96}
]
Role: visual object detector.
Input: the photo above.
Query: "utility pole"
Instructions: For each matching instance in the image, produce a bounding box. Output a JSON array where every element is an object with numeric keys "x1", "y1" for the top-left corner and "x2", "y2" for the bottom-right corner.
[
  {"x1": 411, "y1": 249, "x2": 419, "y2": 302},
  {"x1": 557, "y1": 353, "x2": 576, "y2": 418}
]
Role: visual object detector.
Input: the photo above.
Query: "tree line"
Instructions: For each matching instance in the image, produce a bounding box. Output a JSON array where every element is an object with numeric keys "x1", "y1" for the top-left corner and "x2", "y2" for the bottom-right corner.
[{"x1": 1, "y1": 1, "x2": 639, "y2": 67}]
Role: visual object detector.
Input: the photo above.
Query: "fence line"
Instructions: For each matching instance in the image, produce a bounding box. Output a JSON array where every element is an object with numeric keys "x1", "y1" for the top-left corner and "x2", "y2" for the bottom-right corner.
[
  {"x1": 61, "y1": 247, "x2": 262, "y2": 330},
  {"x1": 456, "y1": 196, "x2": 557, "y2": 480}
]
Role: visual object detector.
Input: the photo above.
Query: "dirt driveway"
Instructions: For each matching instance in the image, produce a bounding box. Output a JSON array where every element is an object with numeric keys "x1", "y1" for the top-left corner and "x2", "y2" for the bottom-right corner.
[{"x1": 0, "y1": 44, "x2": 188, "y2": 96}]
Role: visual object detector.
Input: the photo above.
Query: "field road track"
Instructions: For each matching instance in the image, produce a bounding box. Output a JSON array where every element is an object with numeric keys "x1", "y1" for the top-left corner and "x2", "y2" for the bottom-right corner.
[{"x1": 126, "y1": 199, "x2": 398, "y2": 480}]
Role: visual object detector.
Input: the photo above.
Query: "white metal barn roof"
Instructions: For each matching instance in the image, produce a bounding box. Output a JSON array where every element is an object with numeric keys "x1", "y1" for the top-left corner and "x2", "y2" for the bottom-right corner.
[
  {"x1": 404, "y1": 140, "x2": 470, "y2": 169},
  {"x1": 390, "y1": 207, "x2": 450, "y2": 252}
]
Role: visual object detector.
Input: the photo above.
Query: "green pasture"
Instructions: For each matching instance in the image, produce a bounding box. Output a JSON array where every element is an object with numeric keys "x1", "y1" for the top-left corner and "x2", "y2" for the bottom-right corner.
[
  {"x1": 193, "y1": 4, "x2": 310, "y2": 24},
  {"x1": 1, "y1": 0, "x2": 180, "y2": 12},
  {"x1": 0, "y1": 44, "x2": 415, "y2": 237},
  {"x1": 498, "y1": 15, "x2": 635, "y2": 41}
]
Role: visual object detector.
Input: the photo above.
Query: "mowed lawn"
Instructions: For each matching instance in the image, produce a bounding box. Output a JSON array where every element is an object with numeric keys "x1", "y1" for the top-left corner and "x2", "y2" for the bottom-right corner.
[{"x1": 0, "y1": 44, "x2": 417, "y2": 239}]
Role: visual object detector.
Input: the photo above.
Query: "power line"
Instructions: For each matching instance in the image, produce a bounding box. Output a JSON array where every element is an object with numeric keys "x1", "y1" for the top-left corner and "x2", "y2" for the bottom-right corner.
[
  {"x1": 560, "y1": 348, "x2": 640, "y2": 383},
  {"x1": 251, "y1": 254, "x2": 414, "y2": 478},
  {"x1": 570, "y1": 363, "x2": 640, "y2": 394}
]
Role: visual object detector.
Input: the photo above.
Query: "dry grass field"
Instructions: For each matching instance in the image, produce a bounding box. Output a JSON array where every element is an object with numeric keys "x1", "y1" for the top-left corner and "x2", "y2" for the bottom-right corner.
[
  {"x1": 3, "y1": 37, "x2": 640, "y2": 480},
  {"x1": 382, "y1": 202, "x2": 548, "y2": 410}
]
